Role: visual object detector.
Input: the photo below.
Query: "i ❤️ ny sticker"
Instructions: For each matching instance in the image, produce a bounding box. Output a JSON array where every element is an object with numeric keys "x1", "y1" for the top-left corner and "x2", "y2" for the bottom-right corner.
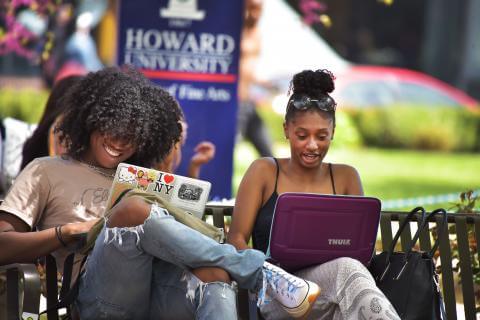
[{"x1": 163, "y1": 174, "x2": 175, "y2": 184}]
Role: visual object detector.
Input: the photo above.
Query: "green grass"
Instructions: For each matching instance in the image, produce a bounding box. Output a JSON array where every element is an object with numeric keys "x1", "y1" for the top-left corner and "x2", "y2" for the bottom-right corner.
[{"x1": 233, "y1": 142, "x2": 480, "y2": 211}]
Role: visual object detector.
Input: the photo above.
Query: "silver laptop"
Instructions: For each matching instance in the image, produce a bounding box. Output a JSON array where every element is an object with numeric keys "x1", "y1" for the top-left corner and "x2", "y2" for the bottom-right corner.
[{"x1": 106, "y1": 163, "x2": 211, "y2": 219}]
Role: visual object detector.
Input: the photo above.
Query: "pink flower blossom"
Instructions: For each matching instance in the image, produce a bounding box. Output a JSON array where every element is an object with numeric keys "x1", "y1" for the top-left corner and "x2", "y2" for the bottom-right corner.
[
  {"x1": 299, "y1": 0, "x2": 327, "y2": 26},
  {"x1": 0, "y1": 0, "x2": 56, "y2": 59}
]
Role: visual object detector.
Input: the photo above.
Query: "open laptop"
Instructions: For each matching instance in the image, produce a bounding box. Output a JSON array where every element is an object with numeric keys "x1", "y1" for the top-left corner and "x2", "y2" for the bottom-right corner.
[
  {"x1": 267, "y1": 193, "x2": 381, "y2": 271},
  {"x1": 106, "y1": 163, "x2": 212, "y2": 219}
]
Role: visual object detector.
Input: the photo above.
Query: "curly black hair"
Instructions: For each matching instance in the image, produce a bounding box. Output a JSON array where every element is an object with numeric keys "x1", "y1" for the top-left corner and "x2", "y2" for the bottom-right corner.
[
  {"x1": 57, "y1": 66, "x2": 183, "y2": 168},
  {"x1": 285, "y1": 69, "x2": 337, "y2": 124}
]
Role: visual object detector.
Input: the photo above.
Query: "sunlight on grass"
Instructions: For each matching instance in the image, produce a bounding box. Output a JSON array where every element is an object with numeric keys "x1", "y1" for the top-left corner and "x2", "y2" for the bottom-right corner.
[{"x1": 232, "y1": 142, "x2": 258, "y2": 193}]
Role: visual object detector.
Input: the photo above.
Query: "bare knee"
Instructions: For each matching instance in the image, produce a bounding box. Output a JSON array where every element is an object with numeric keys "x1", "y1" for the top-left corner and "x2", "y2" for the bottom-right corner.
[
  {"x1": 107, "y1": 196, "x2": 151, "y2": 228},
  {"x1": 336, "y1": 257, "x2": 365, "y2": 270},
  {"x1": 192, "y1": 267, "x2": 231, "y2": 284}
]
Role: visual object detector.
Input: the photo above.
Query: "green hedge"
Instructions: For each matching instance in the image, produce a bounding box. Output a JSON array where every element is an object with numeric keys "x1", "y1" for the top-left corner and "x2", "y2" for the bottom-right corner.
[
  {"x1": 3, "y1": 91, "x2": 477, "y2": 153},
  {"x1": 332, "y1": 111, "x2": 363, "y2": 149},
  {"x1": 349, "y1": 105, "x2": 480, "y2": 151},
  {"x1": 0, "y1": 89, "x2": 48, "y2": 124}
]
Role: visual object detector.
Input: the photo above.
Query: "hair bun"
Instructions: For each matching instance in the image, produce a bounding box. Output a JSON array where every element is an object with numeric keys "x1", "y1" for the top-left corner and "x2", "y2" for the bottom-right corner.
[{"x1": 290, "y1": 69, "x2": 335, "y2": 96}]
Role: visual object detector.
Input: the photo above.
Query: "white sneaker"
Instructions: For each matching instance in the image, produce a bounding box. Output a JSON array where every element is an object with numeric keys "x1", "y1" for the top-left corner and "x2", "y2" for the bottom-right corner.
[{"x1": 261, "y1": 261, "x2": 320, "y2": 318}]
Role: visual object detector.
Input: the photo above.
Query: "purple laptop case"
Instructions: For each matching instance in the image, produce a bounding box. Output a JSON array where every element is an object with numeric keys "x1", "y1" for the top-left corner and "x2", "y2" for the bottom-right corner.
[{"x1": 268, "y1": 193, "x2": 381, "y2": 271}]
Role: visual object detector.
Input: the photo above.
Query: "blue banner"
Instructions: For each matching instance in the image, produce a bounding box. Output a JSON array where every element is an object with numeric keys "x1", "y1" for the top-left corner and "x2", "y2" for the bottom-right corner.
[{"x1": 117, "y1": 0, "x2": 244, "y2": 198}]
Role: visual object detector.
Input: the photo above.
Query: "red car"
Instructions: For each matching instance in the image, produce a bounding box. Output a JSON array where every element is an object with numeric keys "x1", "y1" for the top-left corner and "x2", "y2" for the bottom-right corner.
[{"x1": 333, "y1": 66, "x2": 479, "y2": 111}]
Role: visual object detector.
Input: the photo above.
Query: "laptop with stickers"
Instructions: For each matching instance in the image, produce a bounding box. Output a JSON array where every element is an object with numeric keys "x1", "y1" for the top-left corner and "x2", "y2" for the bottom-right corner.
[
  {"x1": 106, "y1": 163, "x2": 212, "y2": 219},
  {"x1": 268, "y1": 193, "x2": 381, "y2": 271}
]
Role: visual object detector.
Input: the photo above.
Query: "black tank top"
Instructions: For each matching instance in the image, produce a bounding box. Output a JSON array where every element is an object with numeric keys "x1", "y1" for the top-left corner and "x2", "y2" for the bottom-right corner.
[{"x1": 252, "y1": 158, "x2": 337, "y2": 253}]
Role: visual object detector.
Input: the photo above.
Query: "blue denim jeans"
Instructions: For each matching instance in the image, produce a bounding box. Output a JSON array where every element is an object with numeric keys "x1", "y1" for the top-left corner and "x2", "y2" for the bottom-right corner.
[{"x1": 75, "y1": 204, "x2": 265, "y2": 319}]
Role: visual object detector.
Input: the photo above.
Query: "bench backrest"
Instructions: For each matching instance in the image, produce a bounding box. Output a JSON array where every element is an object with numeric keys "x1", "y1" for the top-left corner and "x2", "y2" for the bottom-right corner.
[
  {"x1": 2, "y1": 207, "x2": 478, "y2": 320},
  {"x1": 205, "y1": 206, "x2": 480, "y2": 320}
]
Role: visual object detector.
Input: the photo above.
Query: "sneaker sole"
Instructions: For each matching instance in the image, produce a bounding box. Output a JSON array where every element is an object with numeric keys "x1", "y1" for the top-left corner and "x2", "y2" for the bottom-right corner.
[{"x1": 285, "y1": 281, "x2": 321, "y2": 319}]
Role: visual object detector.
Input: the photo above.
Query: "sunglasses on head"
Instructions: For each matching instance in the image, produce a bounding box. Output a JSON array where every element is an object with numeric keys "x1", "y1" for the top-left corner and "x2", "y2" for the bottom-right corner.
[{"x1": 287, "y1": 94, "x2": 337, "y2": 113}]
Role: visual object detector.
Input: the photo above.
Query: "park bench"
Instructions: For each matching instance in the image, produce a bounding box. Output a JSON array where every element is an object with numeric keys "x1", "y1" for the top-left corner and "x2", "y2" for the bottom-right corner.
[{"x1": 1, "y1": 206, "x2": 479, "y2": 320}]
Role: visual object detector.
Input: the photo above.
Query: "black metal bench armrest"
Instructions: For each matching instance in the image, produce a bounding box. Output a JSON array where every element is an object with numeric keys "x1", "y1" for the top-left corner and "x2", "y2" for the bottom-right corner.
[{"x1": 1, "y1": 263, "x2": 41, "y2": 320}]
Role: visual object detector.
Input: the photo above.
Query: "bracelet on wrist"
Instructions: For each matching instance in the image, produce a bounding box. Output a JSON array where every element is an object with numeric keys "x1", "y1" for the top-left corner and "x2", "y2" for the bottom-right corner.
[{"x1": 55, "y1": 225, "x2": 68, "y2": 247}]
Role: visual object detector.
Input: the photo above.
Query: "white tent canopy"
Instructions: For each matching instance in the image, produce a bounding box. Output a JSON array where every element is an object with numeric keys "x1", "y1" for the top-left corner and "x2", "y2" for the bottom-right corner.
[{"x1": 255, "y1": 0, "x2": 351, "y2": 82}]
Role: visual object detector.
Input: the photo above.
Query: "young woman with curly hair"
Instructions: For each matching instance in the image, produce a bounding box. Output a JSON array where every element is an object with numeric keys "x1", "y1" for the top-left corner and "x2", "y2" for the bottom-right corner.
[
  {"x1": 228, "y1": 69, "x2": 401, "y2": 320},
  {"x1": 0, "y1": 66, "x2": 322, "y2": 319}
]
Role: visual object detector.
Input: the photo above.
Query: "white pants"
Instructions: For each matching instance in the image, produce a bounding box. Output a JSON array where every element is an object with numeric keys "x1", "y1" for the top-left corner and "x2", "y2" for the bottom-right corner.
[{"x1": 260, "y1": 257, "x2": 400, "y2": 320}]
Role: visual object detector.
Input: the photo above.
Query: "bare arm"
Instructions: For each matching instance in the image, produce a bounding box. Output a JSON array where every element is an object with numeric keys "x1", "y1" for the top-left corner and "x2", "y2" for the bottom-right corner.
[
  {"x1": 346, "y1": 166, "x2": 364, "y2": 196},
  {"x1": 336, "y1": 164, "x2": 364, "y2": 196},
  {"x1": 0, "y1": 212, "x2": 98, "y2": 265},
  {"x1": 227, "y1": 159, "x2": 271, "y2": 250}
]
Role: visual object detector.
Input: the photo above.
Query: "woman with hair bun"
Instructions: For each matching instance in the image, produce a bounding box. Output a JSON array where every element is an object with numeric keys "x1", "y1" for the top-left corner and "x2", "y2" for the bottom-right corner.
[{"x1": 228, "y1": 69, "x2": 400, "y2": 319}]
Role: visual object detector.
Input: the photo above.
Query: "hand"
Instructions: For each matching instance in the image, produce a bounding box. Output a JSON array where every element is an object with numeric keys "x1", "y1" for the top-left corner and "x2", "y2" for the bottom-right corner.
[
  {"x1": 61, "y1": 218, "x2": 100, "y2": 244},
  {"x1": 190, "y1": 141, "x2": 216, "y2": 166},
  {"x1": 188, "y1": 141, "x2": 216, "y2": 179}
]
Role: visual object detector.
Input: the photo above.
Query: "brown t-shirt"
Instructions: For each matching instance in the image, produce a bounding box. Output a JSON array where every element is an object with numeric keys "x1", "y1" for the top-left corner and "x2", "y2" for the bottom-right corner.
[{"x1": 0, "y1": 156, "x2": 113, "y2": 274}]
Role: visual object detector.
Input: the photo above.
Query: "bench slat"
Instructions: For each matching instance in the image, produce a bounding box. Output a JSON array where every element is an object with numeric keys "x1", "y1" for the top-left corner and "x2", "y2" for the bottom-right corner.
[
  {"x1": 455, "y1": 217, "x2": 476, "y2": 320},
  {"x1": 437, "y1": 216, "x2": 457, "y2": 320},
  {"x1": 6, "y1": 268, "x2": 20, "y2": 320},
  {"x1": 213, "y1": 209, "x2": 226, "y2": 229},
  {"x1": 399, "y1": 215, "x2": 412, "y2": 252},
  {"x1": 418, "y1": 219, "x2": 432, "y2": 252},
  {"x1": 474, "y1": 216, "x2": 480, "y2": 271},
  {"x1": 475, "y1": 216, "x2": 480, "y2": 315},
  {"x1": 380, "y1": 213, "x2": 392, "y2": 251}
]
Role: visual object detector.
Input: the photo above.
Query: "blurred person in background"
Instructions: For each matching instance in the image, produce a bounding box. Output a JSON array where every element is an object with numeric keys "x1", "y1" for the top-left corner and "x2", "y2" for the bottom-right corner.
[
  {"x1": 41, "y1": 1, "x2": 105, "y2": 87},
  {"x1": 21, "y1": 75, "x2": 85, "y2": 170},
  {"x1": 40, "y1": 2, "x2": 77, "y2": 88},
  {"x1": 237, "y1": 0, "x2": 273, "y2": 157},
  {"x1": 64, "y1": 11, "x2": 103, "y2": 73}
]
